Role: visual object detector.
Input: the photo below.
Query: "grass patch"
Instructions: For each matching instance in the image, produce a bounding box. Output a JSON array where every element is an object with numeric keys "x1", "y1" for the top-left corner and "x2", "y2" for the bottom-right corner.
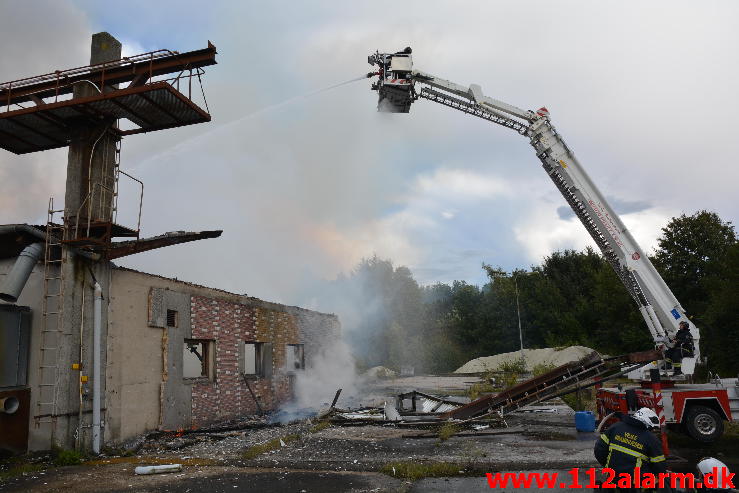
[
  {"x1": 309, "y1": 420, "x2": 331, "y2": 433},
  {"x1": 531, "y1": 362, "x2": 556, "y2": 376},
  {"x1": 467, "y1": 381, "x2": 495, "y2": 400},
  {"x1": 467, "y1": 369, "x2": 500, "y2": 399},
  {"x1": 437, "y1": 422, "x2": 460, "y2": 442},
  {"x1": 497, "y1": 358, "x2": 527, "y2": 373},
  {"x1": 52, "y1": 448, "x2": 84, "y2": 466},
  {"x1": 499, "y1": 372, "x2": 519, "y2": 389},
  {"x1": 241, "y1": 434, "x2": 300, "y2": 460},
  {"x1": 524, "y1": 430, "x2": 575, "y2": 441},
  {"x1": 0, "y1": 463, "x2": 44, "y2": 480},
  {"x1": 380, "y1": 461, "x2": 470, "y2": 480}
]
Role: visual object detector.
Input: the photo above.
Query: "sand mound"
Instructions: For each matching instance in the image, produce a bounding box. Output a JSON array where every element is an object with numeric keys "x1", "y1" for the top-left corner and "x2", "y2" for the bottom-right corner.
[
  {"x1": 454, "y1": 346, "x2": 597, "y2": 373},
  {"x1": 363, "y1": 366, "x2": 397, "y2": 379}
]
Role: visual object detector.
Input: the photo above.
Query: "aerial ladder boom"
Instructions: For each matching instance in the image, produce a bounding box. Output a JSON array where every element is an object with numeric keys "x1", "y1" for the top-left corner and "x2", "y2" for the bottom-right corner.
[{"x1": 368, "y1": 49, "x2": 699, "y2": 376}]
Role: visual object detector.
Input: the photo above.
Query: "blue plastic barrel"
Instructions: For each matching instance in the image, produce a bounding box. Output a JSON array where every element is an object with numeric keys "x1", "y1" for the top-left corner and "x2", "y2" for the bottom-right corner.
[{"x1": 575, "y1": 411, "x2": 596, "y2": 432}]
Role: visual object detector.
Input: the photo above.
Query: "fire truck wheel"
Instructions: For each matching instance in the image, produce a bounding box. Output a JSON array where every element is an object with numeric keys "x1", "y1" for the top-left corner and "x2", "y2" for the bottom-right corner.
[{"x1": 683, "y1": 405, "x2": 724, "y2": 443}]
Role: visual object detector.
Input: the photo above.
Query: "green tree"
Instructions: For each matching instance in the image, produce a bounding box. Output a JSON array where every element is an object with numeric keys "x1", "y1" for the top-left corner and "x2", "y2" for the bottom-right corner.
[
  {"x1": 652, "y1": 211, "x2": 737, "y2": 374},
  {"x1": 449, "y1": 281, "x2": 484, "y2": 349},
  {"x1": 590, "y1": 261, "x2": 650, "y2": 354},
  {"x1": 652, "y1": 210, "x2": 736, "y2": 316},
  {"x1": 700, "y1": 243, "x2": 739, "y2": 375}
]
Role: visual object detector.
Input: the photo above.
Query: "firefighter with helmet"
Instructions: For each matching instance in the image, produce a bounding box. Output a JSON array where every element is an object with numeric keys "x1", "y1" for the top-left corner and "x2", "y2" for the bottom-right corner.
[
  {"x1": 665, "y1": 320, "x2": 694, "y2": 375},
  {"x1": 595, "y1": 407, "x2": 668, "y2": 486}
]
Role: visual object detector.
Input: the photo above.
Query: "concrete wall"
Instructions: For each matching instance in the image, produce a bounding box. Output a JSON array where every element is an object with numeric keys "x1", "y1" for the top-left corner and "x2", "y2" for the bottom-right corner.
[{"x1": 106, "y1": 268, "x2": 168, "y2": 444}]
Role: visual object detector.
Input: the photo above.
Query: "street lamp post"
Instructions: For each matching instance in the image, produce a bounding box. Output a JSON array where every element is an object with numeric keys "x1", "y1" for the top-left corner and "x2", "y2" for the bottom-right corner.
[
  {"x1": 514, "y1": 275, "x2": 523, "y2": 360},
  {"x1": 512, "y1": 271, "x2": 539, "y2": 367}
]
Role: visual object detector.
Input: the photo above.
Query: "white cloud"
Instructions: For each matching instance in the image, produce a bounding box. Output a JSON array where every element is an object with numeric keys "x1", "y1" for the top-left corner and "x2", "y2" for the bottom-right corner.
[
  {"x1": 415, "y1": 168, "x2": 514, "y2": 200},
  {"x1": 0, "y1": 1, "x2": 91, "y2": 225},
  {"x1": 514, "y1": 203, "x2": 678, "y2": 264}
]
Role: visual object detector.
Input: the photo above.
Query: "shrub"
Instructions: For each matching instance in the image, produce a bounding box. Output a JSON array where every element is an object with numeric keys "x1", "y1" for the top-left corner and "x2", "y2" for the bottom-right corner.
[
  {"x1": 532, "y1": 362, "x2": 556, "y2": 376},
  {"x1": 53, "y1": 449, "x2": 83, "y2": 466},
  {"x1": 437, "y1": 422, "x2": 460, "y2": 442},
  {"x1": 497, "y1": 358, "x2": 527, "y2": 373}
]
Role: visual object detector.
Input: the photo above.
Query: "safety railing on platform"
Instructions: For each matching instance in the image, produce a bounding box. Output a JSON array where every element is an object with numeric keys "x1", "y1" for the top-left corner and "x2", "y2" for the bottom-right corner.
[{"x1": 0, "y1": 48, "x2": 209, "y2": 113}]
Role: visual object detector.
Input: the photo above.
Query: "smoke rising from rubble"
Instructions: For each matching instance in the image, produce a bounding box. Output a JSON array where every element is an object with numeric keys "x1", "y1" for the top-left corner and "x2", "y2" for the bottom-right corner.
[
  {"x1": 274, "y1": 264, "x2": 401, "y2": 420},
  {"x1": 273, "y1": 338, "x2": 363, "y2": 423}
]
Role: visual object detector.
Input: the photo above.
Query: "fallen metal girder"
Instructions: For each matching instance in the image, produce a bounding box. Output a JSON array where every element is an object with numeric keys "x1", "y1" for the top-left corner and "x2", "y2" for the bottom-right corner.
[
  {"x1": 443, "y1": 350, "x2": 661, "y2": 420},
  {"x1": 104, "y1": 230, "x2": 222, "y2": 260}
]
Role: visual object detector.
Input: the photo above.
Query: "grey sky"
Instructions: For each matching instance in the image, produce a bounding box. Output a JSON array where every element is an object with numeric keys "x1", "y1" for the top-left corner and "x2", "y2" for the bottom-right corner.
[{"x1": 1, "y1": 1, "x2": 737, "y2": 307}]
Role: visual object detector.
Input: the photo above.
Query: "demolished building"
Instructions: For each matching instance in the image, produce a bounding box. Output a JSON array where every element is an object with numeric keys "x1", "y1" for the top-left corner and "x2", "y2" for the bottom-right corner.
[
  {"x1": 0, "y1": 254, "x2": 339, "y2": 452},
  {"x1": 0, "y1": 33, "x2": 340, "y2": 455}
]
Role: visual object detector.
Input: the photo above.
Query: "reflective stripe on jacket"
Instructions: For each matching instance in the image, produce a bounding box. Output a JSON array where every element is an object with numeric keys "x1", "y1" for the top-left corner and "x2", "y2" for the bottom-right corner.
[{"x1": 594, "y1": 415, "x2": 667, "y2": 475}]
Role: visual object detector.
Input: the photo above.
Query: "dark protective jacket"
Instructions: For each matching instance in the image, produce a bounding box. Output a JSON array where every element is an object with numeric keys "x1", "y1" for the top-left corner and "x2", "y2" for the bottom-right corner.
[
  {"x1": 594, "y1": 415, "x2": 667, "y2": 475},
  {"x1": 673, "y1": 327, "x2": 694, "y2": 354}
]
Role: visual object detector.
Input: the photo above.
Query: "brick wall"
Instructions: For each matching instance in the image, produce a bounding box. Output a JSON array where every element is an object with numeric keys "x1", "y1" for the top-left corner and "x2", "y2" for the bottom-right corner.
[
  {"x1": 189, "y1": 296, "x2": 303, "y2": 426},
  {"x1": 292, "y1": 308, "x2": 342, "y2": 367}
]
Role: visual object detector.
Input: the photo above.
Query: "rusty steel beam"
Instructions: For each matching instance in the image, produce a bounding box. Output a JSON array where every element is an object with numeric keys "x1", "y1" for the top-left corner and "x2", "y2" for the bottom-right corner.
[
  {"x1": 0, "y1": 81, "x2": 205, "y2": 128},
  {"x1": 108, "y1": 98, "x2": 155, "y2": 127},
  {"x1": 104, "y1": 230, "x2": 222, "y2": 260},
  {"x1": 0, "y1": 42, "x2": 217, "y2": 108}
]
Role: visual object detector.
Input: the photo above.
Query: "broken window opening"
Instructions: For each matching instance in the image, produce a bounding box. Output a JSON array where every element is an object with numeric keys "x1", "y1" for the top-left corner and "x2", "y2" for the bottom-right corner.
[
  {"x1": 244, "y1": 342, "x2": 259, "y2": 376},
  {"x1": 285, "y1": 344, "x2": 305, "y2": 372},
  {"x1": 242, "y1": 341, "x2": 272, "y2": 378},
  {"x1": 166, "y1": 309, "x2": 178, "y2": 327},
  {"x1": 184, "y1": 339, "x2": 212, "y2": 379}
]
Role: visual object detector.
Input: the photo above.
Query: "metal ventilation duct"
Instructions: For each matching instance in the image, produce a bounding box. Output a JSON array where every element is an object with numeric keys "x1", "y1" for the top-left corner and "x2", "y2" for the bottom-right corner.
[{"x1": 0, "y1": 242, "x2": 44, "y2": 303}]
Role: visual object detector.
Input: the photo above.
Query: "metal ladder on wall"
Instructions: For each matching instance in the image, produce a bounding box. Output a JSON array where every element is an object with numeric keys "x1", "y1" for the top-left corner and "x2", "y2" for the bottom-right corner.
[
  {"x1": 97, "y1": 135, "x2": 121, "y2": 226},
  {"x1": 36, "y1": 198, "x2": 67, "y2": 434},
  {"x1": 110, "y1": 138, "x2": 122, "y2": 224}
]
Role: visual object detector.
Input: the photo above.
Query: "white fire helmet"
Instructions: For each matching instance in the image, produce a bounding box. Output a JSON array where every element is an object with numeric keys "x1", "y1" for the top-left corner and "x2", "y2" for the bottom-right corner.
[
  {"x1": 632, "y1": 407, "x2": 660, "y2": 429},
  {"x1": 697, "y1": 457, "x2": 730, "y2": 479}
]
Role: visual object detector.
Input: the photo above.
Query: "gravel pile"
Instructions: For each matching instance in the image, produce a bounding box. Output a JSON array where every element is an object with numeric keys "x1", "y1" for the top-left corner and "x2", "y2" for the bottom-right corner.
[{"x1": 454, "y1": 346, "x2": 598, "y2": 373}]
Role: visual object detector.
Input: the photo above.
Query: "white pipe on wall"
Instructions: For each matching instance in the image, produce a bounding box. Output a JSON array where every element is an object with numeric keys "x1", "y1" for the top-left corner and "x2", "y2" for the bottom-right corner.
[{"x1": 92, "y1": 281, "x2": 102, "y2": 454}]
